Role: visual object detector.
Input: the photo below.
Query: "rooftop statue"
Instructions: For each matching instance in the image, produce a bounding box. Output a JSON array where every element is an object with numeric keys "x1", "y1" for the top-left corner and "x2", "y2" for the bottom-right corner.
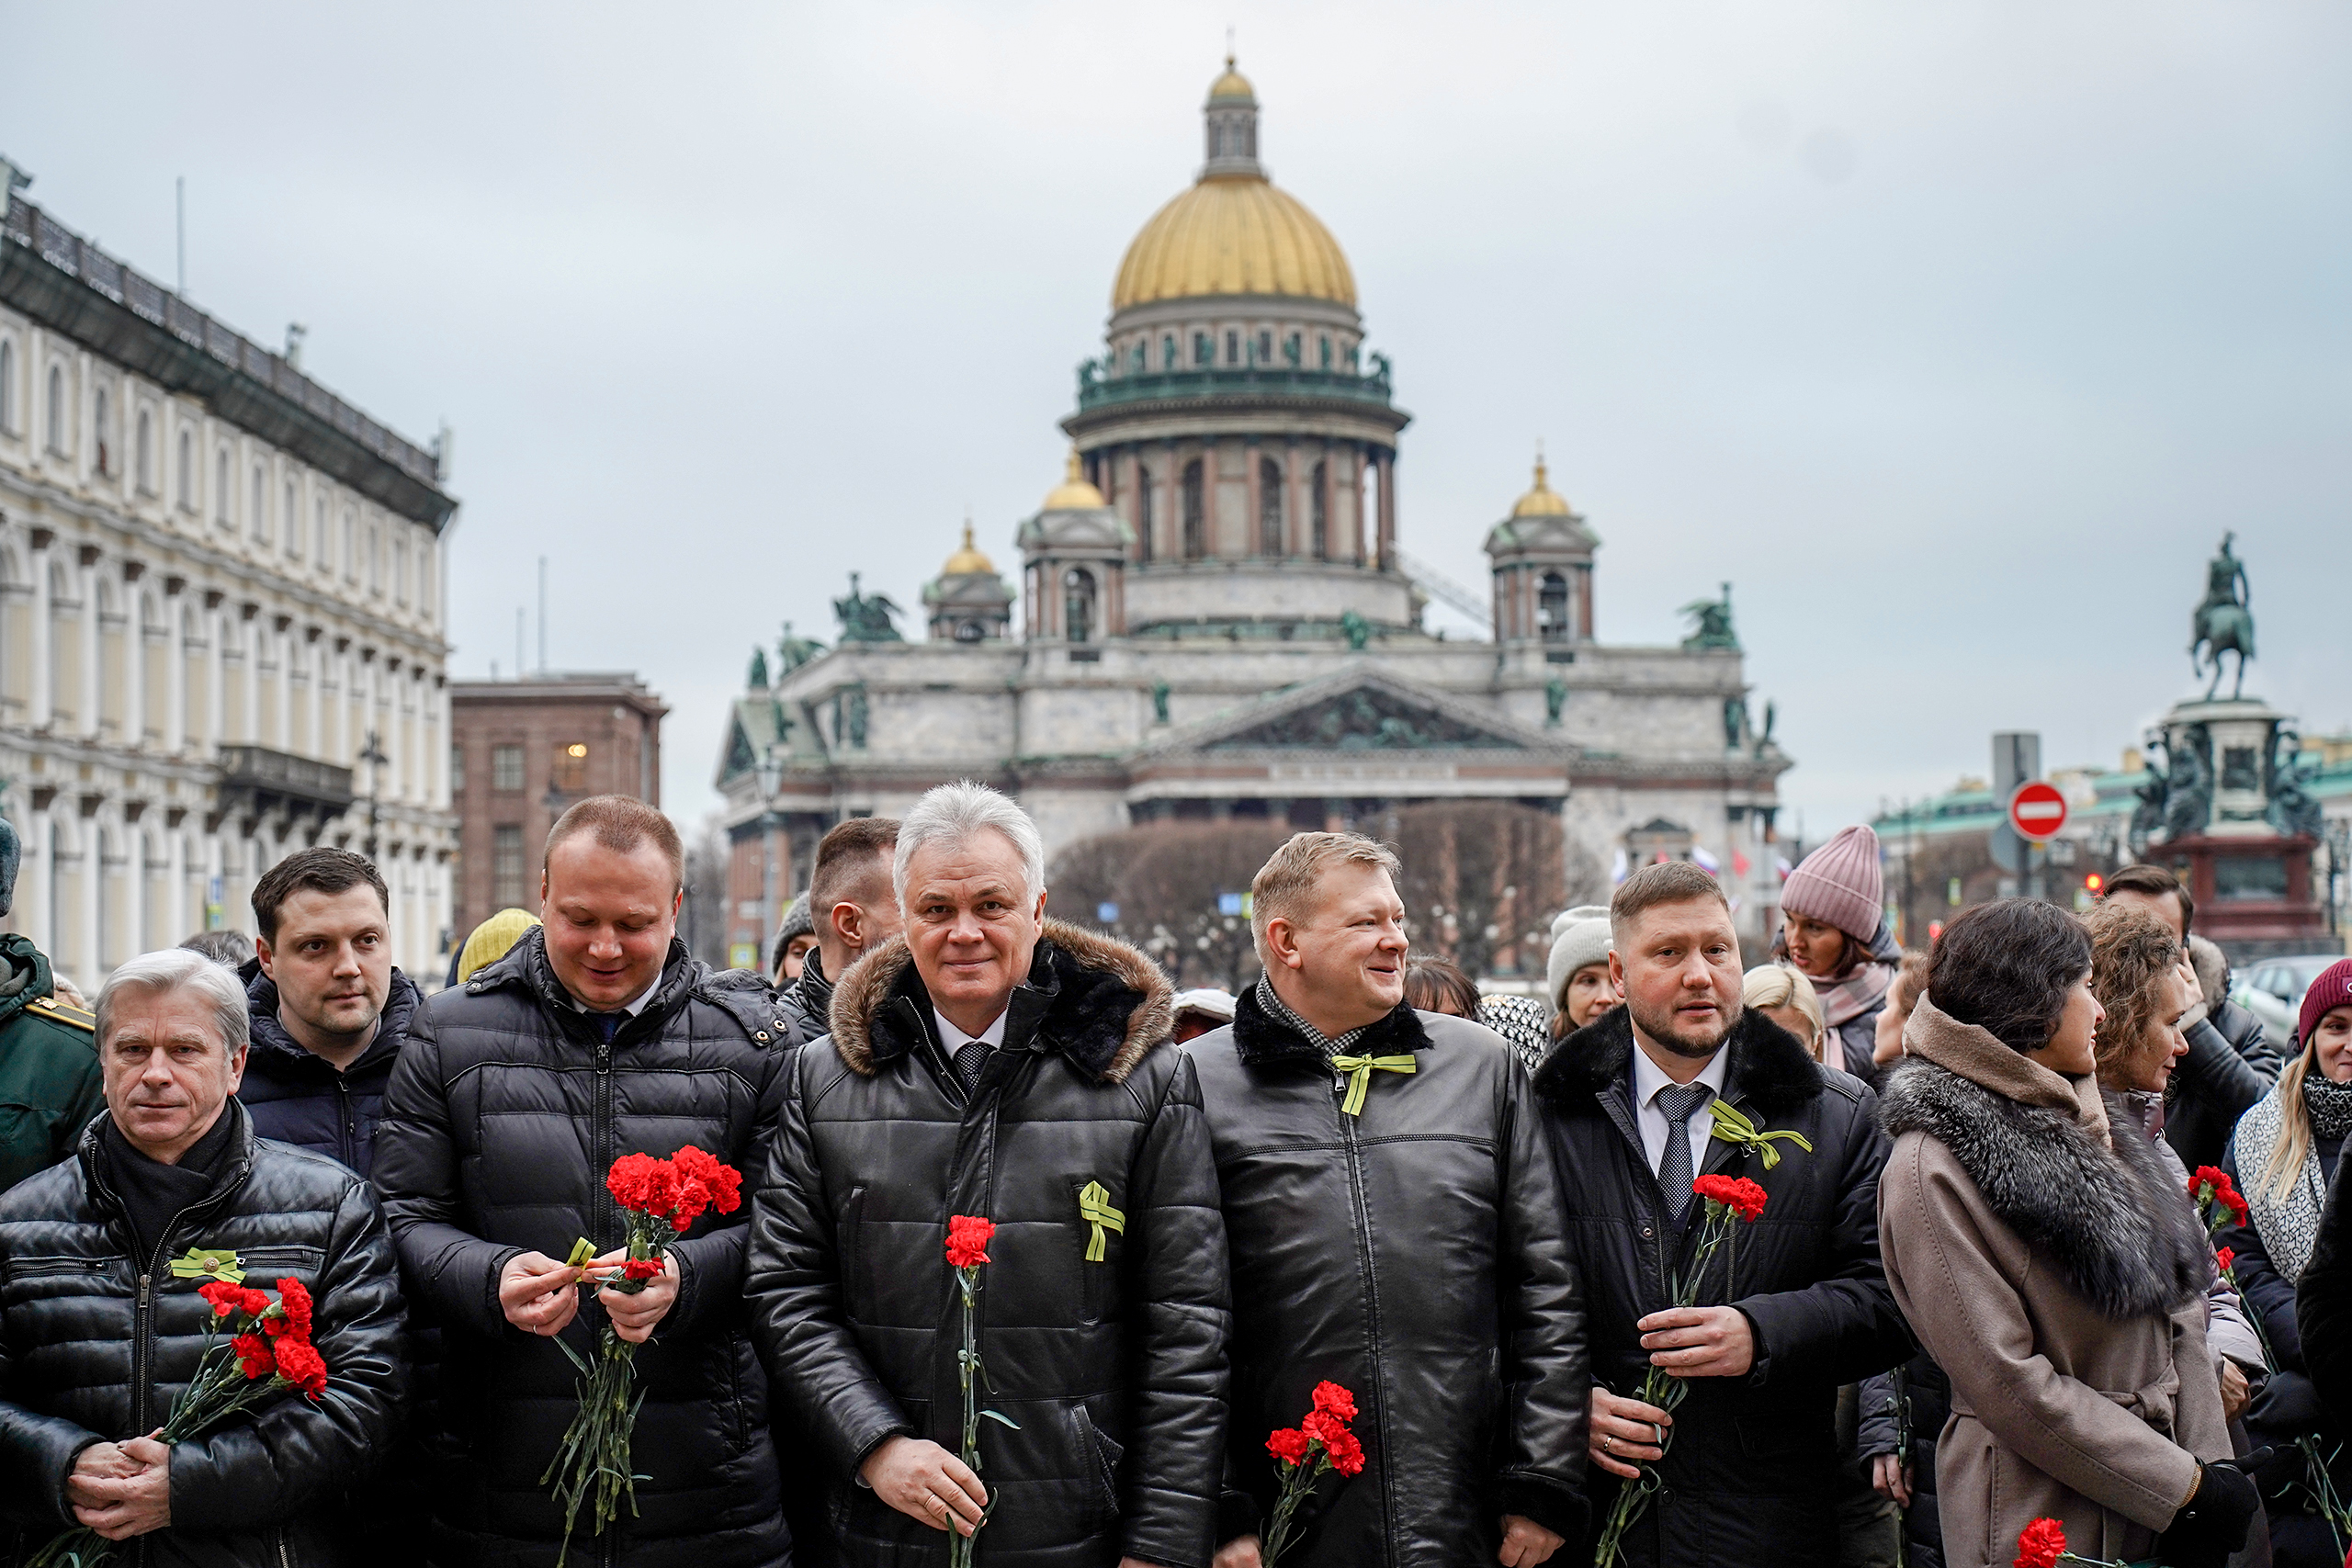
[
  {"x1": 1679, "y1": 582, "x2": 1739, "y2": 651},
  {"x1": 833, "y1": 574, "x2": 904, "y2": 644},
  {"x1": 777, "y1": 620, "x2": 828, "y2": 674},
  {"x1": 2189, "y1": 532, "x2": 2255, "y2": 700}
]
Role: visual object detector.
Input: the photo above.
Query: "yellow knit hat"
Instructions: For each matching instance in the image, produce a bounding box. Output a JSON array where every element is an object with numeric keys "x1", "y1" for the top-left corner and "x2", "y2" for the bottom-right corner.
[{"x1": 458, "y1": 908, "x2": 541, "y2": 984}]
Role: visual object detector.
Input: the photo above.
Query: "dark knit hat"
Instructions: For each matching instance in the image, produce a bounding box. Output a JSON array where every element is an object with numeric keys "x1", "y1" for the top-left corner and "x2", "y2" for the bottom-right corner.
[{"x1": 2299, "y1": 958, "x2": 2352, "y2": 1048}]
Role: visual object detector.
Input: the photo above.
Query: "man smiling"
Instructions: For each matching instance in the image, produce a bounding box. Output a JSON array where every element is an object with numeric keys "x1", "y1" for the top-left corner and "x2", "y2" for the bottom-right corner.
[
  {"x1": 1187, "y1": 832, "x2": 1589, "y2": 1568},
  {"x1": 377, "y1": 795, "x2": 792, "y2": 1566},
  {"x1": 1532, "y1": 859, "x2": 1912, "y2": 1568}
]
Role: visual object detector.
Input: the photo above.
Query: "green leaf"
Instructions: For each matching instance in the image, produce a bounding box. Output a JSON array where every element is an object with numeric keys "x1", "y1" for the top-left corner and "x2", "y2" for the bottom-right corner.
[{"x1": 980, "y1": 1409, "x2": 1022, "y2": 1429}]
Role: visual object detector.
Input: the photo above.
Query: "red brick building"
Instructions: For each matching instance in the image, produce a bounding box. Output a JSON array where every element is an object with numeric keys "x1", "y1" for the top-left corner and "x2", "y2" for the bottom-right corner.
[{"x1": 448, "y1": 672, "x2": 666, "y2": 939}]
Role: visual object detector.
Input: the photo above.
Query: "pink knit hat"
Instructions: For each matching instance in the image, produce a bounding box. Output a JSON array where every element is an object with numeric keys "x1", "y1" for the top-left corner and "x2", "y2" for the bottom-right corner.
[
  {"x1": 1781, "y1": 824, "x2": 1884, "y2": 944},
  {"x1": 2299, "y1": 958, "x2": 2352, "y2": 1047}
]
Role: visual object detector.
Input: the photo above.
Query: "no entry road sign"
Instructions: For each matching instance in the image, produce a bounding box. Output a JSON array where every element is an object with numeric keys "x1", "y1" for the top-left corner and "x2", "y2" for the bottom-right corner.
[{"x1": 2008, "y1": 781, "x2": 2068, "y2": 843}]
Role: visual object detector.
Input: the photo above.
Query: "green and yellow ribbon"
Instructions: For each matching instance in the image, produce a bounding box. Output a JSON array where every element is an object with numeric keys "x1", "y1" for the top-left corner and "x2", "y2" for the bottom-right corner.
[
  {"x1": 1077, "y1": 1181, "x2": 1125, "y2": 1263},
  {"x1": 166, "y1": 1247, "x2": 244, "y2": 1284},
  {"x1": 1330, "y1": 1054, "x2": 1418, "y2": 1117},
  {"x1": 1709, "y1": 1100, "x2": 1813, "y2": 1169}
]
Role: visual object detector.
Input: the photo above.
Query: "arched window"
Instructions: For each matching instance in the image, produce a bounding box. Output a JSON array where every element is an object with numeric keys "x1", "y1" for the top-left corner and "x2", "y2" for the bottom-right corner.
[
  {"x1": 367, "y1": 522, "x2": 381, "y2": 593},
  {"x1": 1181, "y1": 458, "x2": 1206, "y2": 559},
  {"x1": 418, "y1": 538, "x2": 434, "y2": 620},
  {"x1": 282, "y1": 479, "x2": 296, "y2": 552},
  {"x1": 1193, "y1": 332, "x2": 1212, "y2": 367},
  {"x1": 1259, "y1": 457, "x2": 1283, "y2": 555},
  {"x1": 46, "y1": 364, "x2": 65, "y2": 454},
  {"x1": 1063, "y1": 568, "x2": 1096, "y2": 644},
  {"x1": 1225, "y1": 329, "x2": 1239, "y2": 365},
  {"x1": 214, "y1": 446, "x2": 231, "y2": 523},
  {"x1": 176, "y1": 429, "x2": 193, "y2": 509},
  {"x1": 93, "y1": 386, "x2": 109, "y2": 476},
  {"x1": 1538, "y1": 571, "x2": 1571, "y2": 642},
  {"x1": 1161, "y1": 333, "x2": 1176, "y2": 370},
  {"x1": 394, "y1": 536, "x2": 409, "y2": 605},
  {"x1": 1129, "y1": 342, "x2": 1146, "y2": 374},
  {"x1": 0, "y1": 338, "x2": 14, "y2": 433},
  {"x1": 1136, "y1": 464, "x2": 1154, "y2": 563},
  {"x1": 1318, "y1": 335, "x2": 1332, "y2": 369},
  {"x1": 1257, "y1": 329, "x2": 1272, "y2": 365},
  {"x1": 1283, "y1": 332, "x2": 1301, "y2": 367},
  {"x1": 1310, "y1": 461, "x2": 1329, "y2": 559},
  {"x1": 251, "y1": 465, "x2": 267, "y2": 542},
  {"x1": 313, "y1": 496, "x2": 329, "y2": 566},
  {"x1": 136, "y1": 410, "x2": 153, "y2": 491},
  {"x1": 343, "y1": 508, "x2": 356, "y2": 581}
]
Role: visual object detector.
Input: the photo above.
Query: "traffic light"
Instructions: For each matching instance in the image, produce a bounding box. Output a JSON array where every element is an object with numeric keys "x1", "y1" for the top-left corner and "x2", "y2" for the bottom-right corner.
[{"x1": 2085, "y1": 873, "x2": 2105, "y2": 896}]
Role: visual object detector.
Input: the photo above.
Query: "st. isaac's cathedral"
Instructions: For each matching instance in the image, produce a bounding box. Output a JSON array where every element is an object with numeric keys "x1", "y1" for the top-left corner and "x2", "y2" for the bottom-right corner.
[{"x1": 718, "y1": 58, "x2": 1792, "y2": 953}]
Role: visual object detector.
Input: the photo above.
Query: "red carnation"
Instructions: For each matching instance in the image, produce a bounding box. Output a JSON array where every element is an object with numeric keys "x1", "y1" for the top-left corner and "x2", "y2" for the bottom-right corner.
[
  {"x1": 945, "y1": 1214, "x2": 995, "y2": 1269},
  {"x1": 623, "y1": 1258, "x2": 663, "y2": 1281},
  {"x1": 271, "y1": 1337, "x2": 328, "y2": 1399},
  {"x1": 1693, "y1": 1173, "x2": 1770, "y2": 1223},
  {"x1": 198, "y1": 1280, "x2": 244, "y2": 1317},
  {"x1": 2215, "y1": 1247, "x2": 2234, "y2": 1275},
  {"x1": 232, "y1": 1332, "x2": 276, "y2": 1381},
  {"x1": 673, "y1": 1145, "x2": 743, "y2": 1216},
  {"x1": 1302, "y1": 1409, "x2": 1350, "y2": 1450},
  {"x1": 1265, "y1": 1427, "x2": 1311, "y2": 1467},
  {"x1": 1309, "y1": 1381, "x2": 1357, "y2": 1423},
  {"x1": 2014, "y1": 1517, "x2": 2066, "y2": 1568},
  {"x1": 1323, "y1": 1427, "x2": 1365, "y2": 1477}
]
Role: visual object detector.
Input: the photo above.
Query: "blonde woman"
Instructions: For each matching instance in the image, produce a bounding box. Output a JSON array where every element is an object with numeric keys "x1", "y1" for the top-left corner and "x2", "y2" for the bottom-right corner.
[
  {"x1": 1744, "y1": 964, "x2": 1827, "y2": 1062},
  {"x1": 2215, "y1": 956, "x2": 2352, "y2": 1568}
]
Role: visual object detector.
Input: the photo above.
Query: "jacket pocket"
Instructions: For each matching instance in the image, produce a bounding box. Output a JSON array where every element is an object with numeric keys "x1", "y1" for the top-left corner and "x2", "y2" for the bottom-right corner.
[
  {"x1": 1069, "y1": 1177, "x2": 1118, "y2": 1323},
  {"x1": 836, "y1": 1183, "x2": 869, "y2": 1315},
  {"x1": 1073, "y1": 1400, "x2": 1125, "y2": 1525},
  {"x1": 235, "y1": 1245, "x2": 327, "y2": 1279}
]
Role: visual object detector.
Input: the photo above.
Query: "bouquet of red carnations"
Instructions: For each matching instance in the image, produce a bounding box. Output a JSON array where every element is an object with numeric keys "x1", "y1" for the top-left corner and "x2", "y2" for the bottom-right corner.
[
  {"x1": 544, "y1": 1145, "x2": 742, "y2": 1565},
  {"x1": 1592, "y1": 1174, "x2": 1770, "y2": 1568},
  {"x1": 1256, "y1": 1380, "x2": 1366, "y2": 1568},
  {"x1": 28, "y1": 1253, "x2": 328, "y2": 1568}
]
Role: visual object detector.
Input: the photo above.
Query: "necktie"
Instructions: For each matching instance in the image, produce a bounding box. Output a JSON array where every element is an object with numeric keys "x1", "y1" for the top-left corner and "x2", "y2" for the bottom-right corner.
[
  {"x1": 1655, "y1": 1083, "x2": 1715, "y2": 1230},
  {"x1": 954, "y1": 1041, "x2": 989, "y2": 1095},
  {"x1": 589, "y1": 1011, "x2": 625, "y2": 1043}
]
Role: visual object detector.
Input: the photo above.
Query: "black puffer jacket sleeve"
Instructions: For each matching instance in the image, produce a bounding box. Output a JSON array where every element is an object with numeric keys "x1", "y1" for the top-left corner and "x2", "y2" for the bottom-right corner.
[
  {"x1": 0, "y1": 1369, "x2": 99, "y2": 1524},
  {"x1": 169, "y1": 1172, "x2": 409, "y2": 1529},
  {"x1": 1114, "y1": 1048, "x2": 1233, "y2": 1567},
  {"x1": 745, "y1": 1046, "x2": 917, "y2": 1478},
  {"x1": 1493, "y1": 1055, "x2": 1590, "y2": 1541},
  {"x1": 2301, "y1": 1156, "x2": 2352, "y2": 1414},
  {"x1": 666, "y1": 1042, "x2": 788, "y2": 1339},
  {"x1": 377, "y1": 1004, "x2": 524, "y2": 1337},
  {"x1": 1734, "y1": 1085, "x2": 1913, "y2": 1389}
]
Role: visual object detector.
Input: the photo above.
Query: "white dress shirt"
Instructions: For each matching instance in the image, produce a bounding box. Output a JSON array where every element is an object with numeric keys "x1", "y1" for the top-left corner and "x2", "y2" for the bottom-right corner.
[
  {"x1": 933, "y1": 1006, "x2": 1010, "y2": 1056},
  {"x1": 1630, "y1": 1043, "x2": 1732, "y2": 1178}
]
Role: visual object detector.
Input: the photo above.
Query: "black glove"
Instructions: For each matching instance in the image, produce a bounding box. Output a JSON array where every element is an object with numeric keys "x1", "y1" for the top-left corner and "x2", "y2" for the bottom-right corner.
[{"x1": 2154, "y1": 1461, "x2": 2261, "y2": 1568}]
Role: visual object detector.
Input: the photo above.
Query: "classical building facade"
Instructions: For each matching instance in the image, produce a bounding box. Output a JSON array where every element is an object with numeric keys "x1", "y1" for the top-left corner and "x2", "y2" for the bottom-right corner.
[
  {"x1": 448, "y1": 672, "x2": 666, "y2": 937},
  {"x1": 717, "y1": 62, "x2": 1792, "y2": 951},
  {"x1": 0, "y1": 162, "x2": 458, "y2": 987}
]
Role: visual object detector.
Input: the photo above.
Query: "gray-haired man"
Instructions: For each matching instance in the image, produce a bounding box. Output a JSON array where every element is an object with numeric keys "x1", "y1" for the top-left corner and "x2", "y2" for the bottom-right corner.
[{"x1": 747, "y1": 780, "x2": 1231, "y2": 1568}]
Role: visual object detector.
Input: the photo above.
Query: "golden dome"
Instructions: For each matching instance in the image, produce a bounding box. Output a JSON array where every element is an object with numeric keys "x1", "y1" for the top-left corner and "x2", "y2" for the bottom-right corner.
[
  {"x1": 1113, "y1": 177, "x2": 1355, "y2": 310},
  {"x1": 1510, "y1": 454, "x2": 1573, "y2": 518},
  {"x1": 1042, "y1": 449, "x2": 1106, "y2": 511},
  {"x1": 940, "y1": 522, "x2": 996, "y2": 578},
  {"x1": 1207, "y1": 55, "x2": 1255, "y2": 102}
]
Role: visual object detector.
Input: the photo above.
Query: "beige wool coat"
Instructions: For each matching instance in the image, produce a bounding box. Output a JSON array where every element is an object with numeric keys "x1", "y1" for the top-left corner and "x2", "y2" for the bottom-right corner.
[{"x1": 1876, "y1": 998, "x2": 2230, "y2": 1568}]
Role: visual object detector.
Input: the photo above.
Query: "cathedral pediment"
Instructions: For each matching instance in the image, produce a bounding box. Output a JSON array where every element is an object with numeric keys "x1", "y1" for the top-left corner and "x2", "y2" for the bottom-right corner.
[{"x1": 1162, "y1": 671, "x2": 1552, "y2": 756}]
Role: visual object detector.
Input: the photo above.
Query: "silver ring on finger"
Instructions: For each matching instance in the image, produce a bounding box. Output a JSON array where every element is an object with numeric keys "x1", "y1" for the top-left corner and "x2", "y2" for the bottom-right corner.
[{"x1": 1601, "y1": 1435, "x2": 1614, "y2": 1453}]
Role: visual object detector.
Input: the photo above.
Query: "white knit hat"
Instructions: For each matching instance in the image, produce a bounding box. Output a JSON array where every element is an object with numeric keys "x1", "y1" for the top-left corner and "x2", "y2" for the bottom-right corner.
[{"x1": 1546, "y1": 906, "x2": 1614, "y2": 1010}]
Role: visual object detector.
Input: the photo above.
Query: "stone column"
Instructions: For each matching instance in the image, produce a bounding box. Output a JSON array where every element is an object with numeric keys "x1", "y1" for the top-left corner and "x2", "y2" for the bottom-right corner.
[
  {"x1": 78, "y1": 554, "x2": 102, "y2": 741},
  {"x1": 28, "y1": 532, "x2": 51, "y2": 730},
  {"x1": 21, "y1": 807, "x2": 51, "y2": 953},
  {"x1": 1377, "y1": 447, "x2": 1397, "y2": 570},
  {"x1": 1351, "y1": 445, "x2": 1367, "y2": 566},
  {"x1": 204, "y1": 600, "x2": 225, "y2": 750},
  {"x1": 164, "y1": 583, "x2": 186, "y2": 754},
  {"x1": 1244, "y1": 441, "x2": 1261, "y2": 557},
  {"x1": 1284, "y1": 439, "x2": 1302, "y2": 558}
]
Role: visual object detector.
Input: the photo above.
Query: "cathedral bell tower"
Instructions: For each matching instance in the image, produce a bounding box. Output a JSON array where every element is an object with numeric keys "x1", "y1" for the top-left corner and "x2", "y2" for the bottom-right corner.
[
  {"x1": 1486, "y1": 453, "x2": 1598, "y2": 649},
  {"x1": 1017, "y1": 450, "x2": 1130, "y2": 648}
]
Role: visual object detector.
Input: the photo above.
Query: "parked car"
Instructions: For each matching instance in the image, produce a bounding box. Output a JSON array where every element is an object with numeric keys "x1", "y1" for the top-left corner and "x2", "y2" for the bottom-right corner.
[{"x1": 2233, "y1": 953, "x2": 2351, "y2": 1044}]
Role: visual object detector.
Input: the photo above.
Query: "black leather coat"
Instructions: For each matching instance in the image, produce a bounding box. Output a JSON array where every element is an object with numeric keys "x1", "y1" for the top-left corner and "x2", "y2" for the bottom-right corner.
[
  {"x1": 2165, "y1": 999, "x2": 2279, "y2": 1173},
  {"x1": 375, "y1": 931, "x2": 794, "y2": 1568},
  {"x1": 0, "y1": 1101, "x2": 408, "y2": 1566},
  {"x1": 1184, "y1": 992, "x2": 1589, "y2": 1568},
  {"x1": 2301, "y1": 1158, "x2": 2352, "y2": 1417},
  {"x1": 1533, "y1": 1006, "x2": 1914, "y2": 1568},
  {"x1": 746, "y1": 920, "x2": 1231, "y2": 1568},
  {"x1": 236, "y1": 962, "x2": 421, "y2": 1180}
]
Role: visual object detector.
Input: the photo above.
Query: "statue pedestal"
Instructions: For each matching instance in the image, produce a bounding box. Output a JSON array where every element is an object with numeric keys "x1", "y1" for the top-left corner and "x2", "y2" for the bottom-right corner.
[{"x1": 2150, "y1": 696, "x2": 2331, "y2": 961}]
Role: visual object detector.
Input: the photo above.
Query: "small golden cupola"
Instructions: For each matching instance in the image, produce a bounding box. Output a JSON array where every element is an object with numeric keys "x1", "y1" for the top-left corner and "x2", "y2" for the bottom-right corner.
[
  {"x1": 923, "y1": 519, "x2": 1015, "y2": 644},
  {"x1": 1510, "y1": 454, "x2": 1574, "y2": 518}
]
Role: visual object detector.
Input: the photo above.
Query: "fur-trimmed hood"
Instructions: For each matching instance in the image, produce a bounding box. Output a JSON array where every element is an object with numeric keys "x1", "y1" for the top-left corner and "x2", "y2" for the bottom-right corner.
[
  {"x1": 1531, "y1": 999, "x2": 1826, "y2": 1121},
  {"x1": 1877, "y1": 996, "x2": 2211, "y2": 1321},
  {"x1": 827, "y1": 919, "x2": 1174, "y2": 1085}
]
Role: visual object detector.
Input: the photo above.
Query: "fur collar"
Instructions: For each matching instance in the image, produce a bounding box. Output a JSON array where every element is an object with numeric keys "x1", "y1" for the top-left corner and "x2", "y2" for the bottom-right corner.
[
  {"x1": 1532, "y1": 1002, "x2": 1824, "y2": 1120},
  {"x1": 1877, "y1": 1052, "x2": 2213, "y2": 1320},
  {"x1": 1228, "y1": 983, "x2": 1434, "y2": 1069},
  {"x1": 827, "y1": 919, "x2": 1172, "y2": 1085}
]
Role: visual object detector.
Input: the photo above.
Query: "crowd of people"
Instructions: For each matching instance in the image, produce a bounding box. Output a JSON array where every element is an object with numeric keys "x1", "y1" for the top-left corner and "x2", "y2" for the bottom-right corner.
[{"x1": 0, "y1": 790, "x2": 2346, "y2": 1568}]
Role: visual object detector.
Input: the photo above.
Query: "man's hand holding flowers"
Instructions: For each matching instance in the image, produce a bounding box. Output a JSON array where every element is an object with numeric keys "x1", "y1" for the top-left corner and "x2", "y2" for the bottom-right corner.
[
  {"x1": 65, "y1": 1431, "x2": 172, "y2": 1540},
  {"x1": 1635, "y1": 1303, "x2": 1755, "y2": 1378}
]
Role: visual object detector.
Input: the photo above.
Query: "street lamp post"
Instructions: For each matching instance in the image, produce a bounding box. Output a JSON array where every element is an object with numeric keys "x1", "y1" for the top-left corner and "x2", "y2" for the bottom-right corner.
[{"x1": 754, "y1": 744, "x2": 786, "y2": 961}]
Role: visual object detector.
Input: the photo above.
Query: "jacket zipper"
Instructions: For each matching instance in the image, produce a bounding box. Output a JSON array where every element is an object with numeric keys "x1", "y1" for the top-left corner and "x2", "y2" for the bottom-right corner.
[
  {"x1": 337, "y1": 1074, "x2": 355, "y2": 1168},
  {"x1": 592, "y1": 1033, "x2": 618, "y2": 1568},
  {"x1": 1334, "y1": 1077, "x2": 1395, "y2": 1567}
]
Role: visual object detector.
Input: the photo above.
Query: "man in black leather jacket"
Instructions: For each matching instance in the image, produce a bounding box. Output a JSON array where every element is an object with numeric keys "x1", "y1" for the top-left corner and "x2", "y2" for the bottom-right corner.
[
  {"x1": 1188, "y1": 832, "x2": 1588, "y2": 1568},
  {"x1": 774, "y1": 816, "x2": 902, "y2": 1044},
  {"x1": 2101, "y1": 865, "x2": 2279, "y2": 1169},
  {"x1": 0, "y1": 946, "x2": 406, "y2": 1565},
  {"x1": 376, "y1": 795, "x2": 793, "y2": 1567},
  {"x1": 1538, "y1": 861, "x2": 1912, "y2": 1568},
  {"x1": 747, "y1": 783, "x2": 1229, "y2": 1568}
]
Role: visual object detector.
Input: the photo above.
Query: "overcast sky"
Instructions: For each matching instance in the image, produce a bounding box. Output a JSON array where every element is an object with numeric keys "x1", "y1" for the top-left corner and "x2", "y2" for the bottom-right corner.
[{"x1": 8, "y1": 2, "x2": 2347, "y2": 841}]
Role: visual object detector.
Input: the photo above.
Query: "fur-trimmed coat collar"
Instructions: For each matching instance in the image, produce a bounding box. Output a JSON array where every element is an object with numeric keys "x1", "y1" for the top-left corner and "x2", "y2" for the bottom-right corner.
[
  {"x1": 1877, "y1": 997, "x2": 2212, "y2": 1320},
  {"x1": 828, "y1": 919, "x2": 1173, "y2": 1086},
  {"x1": 1531, "y1": 1001, "x2": 1825, "y2": 1121},
  {"x1": 1227, "y1": 981, "x2": 1434, "y2": 1068}
]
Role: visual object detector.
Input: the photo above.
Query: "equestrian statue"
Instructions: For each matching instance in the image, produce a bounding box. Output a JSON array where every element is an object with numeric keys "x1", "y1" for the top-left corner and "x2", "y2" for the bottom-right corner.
[{"x1": 2189, "y1": 532, "x2": 2256, "y2": 700}]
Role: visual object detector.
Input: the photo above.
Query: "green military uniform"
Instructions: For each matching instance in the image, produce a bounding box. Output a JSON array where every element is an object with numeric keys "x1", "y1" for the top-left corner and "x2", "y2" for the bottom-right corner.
[{"x1": 0, "y1": 931, "x2": 102, "y2": 1193}]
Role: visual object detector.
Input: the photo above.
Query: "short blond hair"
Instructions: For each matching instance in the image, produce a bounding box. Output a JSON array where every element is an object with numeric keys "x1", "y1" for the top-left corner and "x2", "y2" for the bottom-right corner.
[
  {"x1": 1250, "y1": 831, "x2": 1401, "y2": 964},
  {"x1": 1744, "y1": 964, "x2": 1826, "y2": 1059}
]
